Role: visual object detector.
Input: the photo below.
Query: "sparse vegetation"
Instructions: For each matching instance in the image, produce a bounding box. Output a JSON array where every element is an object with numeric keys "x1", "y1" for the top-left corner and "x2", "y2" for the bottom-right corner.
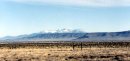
[{"x1": 0, "y1": 42, "x2": 130, "y2": 61}]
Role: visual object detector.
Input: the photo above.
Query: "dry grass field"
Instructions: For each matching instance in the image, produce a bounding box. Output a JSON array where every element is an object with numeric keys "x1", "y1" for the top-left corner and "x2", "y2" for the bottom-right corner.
[{"x1": 0, "y1": 42, "x2": 130, "y2": 61}]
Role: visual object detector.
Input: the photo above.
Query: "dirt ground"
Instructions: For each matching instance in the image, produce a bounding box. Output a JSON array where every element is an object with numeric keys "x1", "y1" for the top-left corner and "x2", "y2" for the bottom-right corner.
[{"x1": 0, "y1": 47, "x2": 130, "y2": 61}]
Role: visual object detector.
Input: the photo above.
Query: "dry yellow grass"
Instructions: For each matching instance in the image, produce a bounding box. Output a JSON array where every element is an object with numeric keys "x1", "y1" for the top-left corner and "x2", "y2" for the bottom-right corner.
[{"x1": 0, "y1": 47, "x2": 130, "y2": 61}]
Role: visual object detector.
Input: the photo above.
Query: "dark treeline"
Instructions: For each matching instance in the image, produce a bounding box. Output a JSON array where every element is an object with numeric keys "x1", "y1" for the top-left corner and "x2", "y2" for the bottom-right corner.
[{"x1": 0, "y1": 41, "x2": 130, "y2": 49}]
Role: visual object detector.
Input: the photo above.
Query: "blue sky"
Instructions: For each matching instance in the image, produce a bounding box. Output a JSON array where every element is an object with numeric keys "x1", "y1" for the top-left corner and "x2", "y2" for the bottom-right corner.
[{"x1": 0, "y1": 0, "x2": 130, "y2": 37}]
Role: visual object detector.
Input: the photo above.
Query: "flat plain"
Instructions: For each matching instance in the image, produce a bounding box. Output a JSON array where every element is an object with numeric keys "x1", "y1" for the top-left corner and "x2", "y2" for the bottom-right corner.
[{"x1": 0, "y1": 42, "x2": 130, "y2": 61}]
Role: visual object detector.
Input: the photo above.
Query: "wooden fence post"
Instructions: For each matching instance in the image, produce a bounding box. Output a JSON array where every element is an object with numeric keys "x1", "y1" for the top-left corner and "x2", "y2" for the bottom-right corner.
[
  {"x1": 73, "y1": 42, "x2": 75, "y2": 50},
  {"x1": 81, "y1": 42, "x2": 83, "y2": 50}
]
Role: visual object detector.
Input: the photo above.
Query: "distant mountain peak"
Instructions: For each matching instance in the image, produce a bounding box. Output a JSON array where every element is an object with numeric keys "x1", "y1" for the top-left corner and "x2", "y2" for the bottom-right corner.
[{"x1": 41, "y1": 29, "x2": 85, "y2": 33}]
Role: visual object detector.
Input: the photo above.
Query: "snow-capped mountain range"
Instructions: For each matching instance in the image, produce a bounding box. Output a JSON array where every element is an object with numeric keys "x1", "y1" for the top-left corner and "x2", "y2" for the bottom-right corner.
[
  {"x1": 1, "y1": 29, "x2": 130, "y2": 42},
  {"x1": 41, "y1": 29, "x2": 85, "y2": 33}
]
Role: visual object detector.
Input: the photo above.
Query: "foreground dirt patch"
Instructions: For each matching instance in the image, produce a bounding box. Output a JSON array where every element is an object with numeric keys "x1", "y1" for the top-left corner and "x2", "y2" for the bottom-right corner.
[{"x1": 0, "y1": 48, "x2": 130, "y2": 61}]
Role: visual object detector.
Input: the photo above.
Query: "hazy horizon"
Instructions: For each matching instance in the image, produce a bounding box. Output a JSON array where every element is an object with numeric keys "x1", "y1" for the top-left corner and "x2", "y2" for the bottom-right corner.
[{"x1": 0, "y1": 0, "x2": 130, "y2": 37}]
